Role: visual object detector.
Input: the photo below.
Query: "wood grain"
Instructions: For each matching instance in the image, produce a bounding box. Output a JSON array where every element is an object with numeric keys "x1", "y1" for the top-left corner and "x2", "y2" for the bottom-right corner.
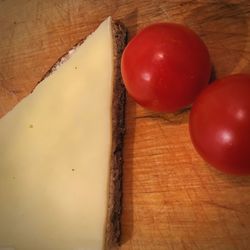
[{"x1": 1, "y1": 1, "x2": 250, "y2": 249}]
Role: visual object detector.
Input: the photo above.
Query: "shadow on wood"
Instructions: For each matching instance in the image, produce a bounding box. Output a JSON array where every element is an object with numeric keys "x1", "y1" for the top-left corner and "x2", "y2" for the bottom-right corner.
[{"x1": 183, "y1": 1, "x2": 249, "y2": 77}]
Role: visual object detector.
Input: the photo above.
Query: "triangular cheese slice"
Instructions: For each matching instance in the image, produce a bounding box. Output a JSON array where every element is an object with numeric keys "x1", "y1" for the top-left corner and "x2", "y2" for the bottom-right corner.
[{"x1": 0, "y1": 17, "x2": 125, "y2": 250}]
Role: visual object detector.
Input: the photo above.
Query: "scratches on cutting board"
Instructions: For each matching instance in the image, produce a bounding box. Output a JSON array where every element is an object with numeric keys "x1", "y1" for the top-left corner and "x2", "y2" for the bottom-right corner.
[
  {"x1": 202, "y1": 200, "x2": 248, "y2": 215},
  {"x1": 183, "y1": 1, "x2": 250, "y2": 76},
  {"x1": 135, "y1": 108, "x2": 190, "y2": 125}
]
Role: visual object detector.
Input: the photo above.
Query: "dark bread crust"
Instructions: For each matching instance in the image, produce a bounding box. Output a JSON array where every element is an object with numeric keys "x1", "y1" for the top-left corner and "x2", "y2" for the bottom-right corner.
[{"x1": 105, "y1": 21, "x2": 127, "y2": 250}]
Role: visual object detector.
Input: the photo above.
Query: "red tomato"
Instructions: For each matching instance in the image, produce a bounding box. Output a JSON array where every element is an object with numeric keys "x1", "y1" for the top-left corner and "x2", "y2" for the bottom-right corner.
[
  {"x1": 189, "y1": 74, "x2": 250, "y2": 175},
  {"x1": 121, "y1": 23, "x2": 211, "y2": 112}
]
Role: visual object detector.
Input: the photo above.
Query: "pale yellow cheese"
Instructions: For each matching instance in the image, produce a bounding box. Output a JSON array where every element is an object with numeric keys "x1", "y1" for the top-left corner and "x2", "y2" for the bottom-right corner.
[{"x1": 0, "y1": 17, "x2": 114, "y2": 250}]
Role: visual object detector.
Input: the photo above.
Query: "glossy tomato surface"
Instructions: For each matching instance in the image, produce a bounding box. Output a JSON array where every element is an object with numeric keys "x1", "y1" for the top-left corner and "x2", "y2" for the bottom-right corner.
[
  {"x1": 121, "y1": 23, "x2": 211, "y2": 112},
  {"x1": 189, "y1": 74, "x2": 250, "y2": 175}
]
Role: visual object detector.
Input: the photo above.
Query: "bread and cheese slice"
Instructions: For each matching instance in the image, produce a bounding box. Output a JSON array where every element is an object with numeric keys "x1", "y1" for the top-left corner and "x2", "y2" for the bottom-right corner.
[{"x1": 0, "y1": 17, "x2": 126, "y2": 250}]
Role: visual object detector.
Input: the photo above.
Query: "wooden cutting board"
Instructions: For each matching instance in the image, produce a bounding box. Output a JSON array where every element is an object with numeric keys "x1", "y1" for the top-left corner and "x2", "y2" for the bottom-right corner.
[{"x1": 1, "y1": 0, "x2": 250, "y2": 249}]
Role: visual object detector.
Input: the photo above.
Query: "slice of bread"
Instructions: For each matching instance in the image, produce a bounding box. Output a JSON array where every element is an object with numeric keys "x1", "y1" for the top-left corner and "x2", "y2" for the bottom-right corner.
[{"x1": 0, "y1": 17, "x2": 126, "y2": 250}]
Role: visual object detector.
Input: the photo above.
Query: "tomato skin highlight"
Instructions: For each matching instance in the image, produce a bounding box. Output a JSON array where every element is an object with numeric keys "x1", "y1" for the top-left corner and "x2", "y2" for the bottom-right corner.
[
  {"x1": 189, "y1": 74, "x2": 250, "y2": 175},
  {"x1": 121, "y1": 23, "x2": 211, "y2": 112}
]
